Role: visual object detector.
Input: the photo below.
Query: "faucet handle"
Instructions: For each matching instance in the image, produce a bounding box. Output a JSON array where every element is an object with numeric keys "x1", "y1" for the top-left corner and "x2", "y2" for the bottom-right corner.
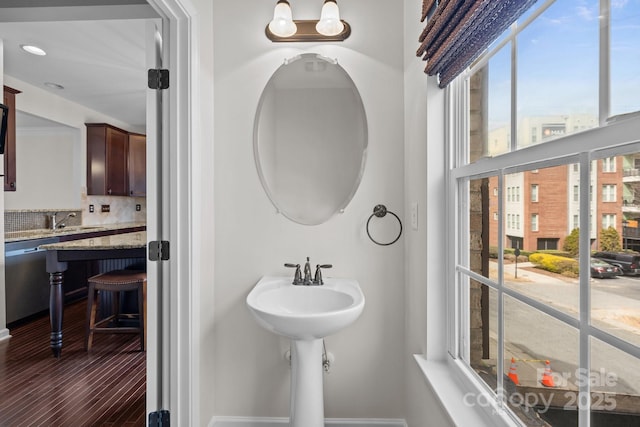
[
  {"x1": 313, "y1": 264, "x2": 332, "y2": 285},
  {"x1": 284, "y1": 263, "x2": 302, "y2": 285}
]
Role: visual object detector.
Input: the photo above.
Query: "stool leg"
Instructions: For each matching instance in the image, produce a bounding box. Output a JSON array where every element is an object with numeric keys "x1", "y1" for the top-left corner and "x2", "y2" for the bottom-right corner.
[
  {"x1": 112, "y1": 290, "x2": 120, "y2": 327},
  {"x1": 85, "y1": 284, "x2": 98, "y2": 351}
]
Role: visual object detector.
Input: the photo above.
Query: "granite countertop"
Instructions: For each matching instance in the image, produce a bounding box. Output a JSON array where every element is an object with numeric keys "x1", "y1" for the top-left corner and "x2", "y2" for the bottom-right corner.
[
  {"x1": 39, "y1": 231, "x2": 146, "y2": 251},
  {"x1": 5, "y1": 222, "x2": 146, "y2": 243}
]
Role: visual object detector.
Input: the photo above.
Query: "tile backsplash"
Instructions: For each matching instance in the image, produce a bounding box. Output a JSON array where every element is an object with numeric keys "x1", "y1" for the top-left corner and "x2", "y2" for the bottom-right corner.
[
  {"x1": 5, "y1": 209, "x2": 82, "y2": 232},
  {"x1": 82, "y1": 195, "x2": 146, "y2": 226},
  {"x1": 5, "y1": 196, "x2": 146, "y2": 232}
]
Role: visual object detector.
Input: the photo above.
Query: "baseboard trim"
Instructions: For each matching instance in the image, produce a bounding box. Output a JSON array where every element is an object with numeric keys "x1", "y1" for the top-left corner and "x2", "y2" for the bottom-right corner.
[
  {"x1": 211, "y1": 416, "x2": 407, "y2": 427},
  {"x1": 0, "y1": 328, "x2": 11, "y2": 342}
]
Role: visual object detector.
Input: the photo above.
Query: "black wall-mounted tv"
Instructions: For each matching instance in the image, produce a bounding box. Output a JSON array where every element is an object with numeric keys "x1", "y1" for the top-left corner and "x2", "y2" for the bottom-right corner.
[{"x1": 0, "y1": 103, "x2": 8, "y2": 155}]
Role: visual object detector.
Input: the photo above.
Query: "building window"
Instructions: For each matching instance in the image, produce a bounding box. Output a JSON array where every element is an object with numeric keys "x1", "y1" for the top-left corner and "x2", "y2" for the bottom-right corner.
[
  {"x1": 602, "y1": 184, "x2": 617, "y2": 202},
  {"x1": 602, "y1": 157, "x2": 616, "y2": 173},
  {"x1": 602, "y1": 214, "x2": 617, "y2": 230},
  {"x1": 531, "y1": 184, "x2": 539, "y2": 202},
  {"x1": 456, "y1": 1, "x2": 640, "y2": 425}
]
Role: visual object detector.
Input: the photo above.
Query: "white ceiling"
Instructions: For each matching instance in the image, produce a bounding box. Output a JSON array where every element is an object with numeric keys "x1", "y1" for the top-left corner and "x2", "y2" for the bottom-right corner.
[{"x1": 1, "y1": 5, "x2": 156, "y2": 130}]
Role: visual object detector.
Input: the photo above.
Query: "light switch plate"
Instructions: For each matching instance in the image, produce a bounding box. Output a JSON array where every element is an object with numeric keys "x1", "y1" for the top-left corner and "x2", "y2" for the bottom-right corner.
[{"x1": 411, "y1": 202, "x2": 418, "y2": 230}]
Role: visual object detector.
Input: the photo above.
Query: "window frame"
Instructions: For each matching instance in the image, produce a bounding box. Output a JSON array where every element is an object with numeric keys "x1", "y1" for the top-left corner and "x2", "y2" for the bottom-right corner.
[{"x1": 442, "y1": 1, "x2": 640, "y2": 426}]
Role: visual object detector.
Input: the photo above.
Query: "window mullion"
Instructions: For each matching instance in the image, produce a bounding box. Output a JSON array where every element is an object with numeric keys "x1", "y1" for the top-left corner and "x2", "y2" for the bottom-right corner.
[
  {"x1": 599, "y1": 0, "x2": 611, "y2": 126},
  {"x1": 497, "y1": 173, "x2": 505, "y2": 409},
  {"x1": 579, "y1": 153, "x2": 592, "y2": 427}
]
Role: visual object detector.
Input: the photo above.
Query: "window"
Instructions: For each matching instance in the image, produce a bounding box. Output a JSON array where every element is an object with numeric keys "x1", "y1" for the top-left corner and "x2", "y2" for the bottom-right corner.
[
  {"x1": 602, "y1": 184, "x2": 617, "y2": 202},
  {"x1": 602, "y1": 213, "x2": 616, "y2": 230},
  {"x1": 531, "y1": 184, "x2": 539, "y2": 202},
  {"x1": 454, "y1": 1, "x2": 640, "y2": 426},
  {"x1": 603, "y1": 157, "x2": 616, "y2": 173}
]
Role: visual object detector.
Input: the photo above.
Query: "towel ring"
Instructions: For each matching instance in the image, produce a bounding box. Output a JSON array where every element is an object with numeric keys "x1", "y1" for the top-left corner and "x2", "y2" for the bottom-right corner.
[{"x1": 366, "y1": 204, "x2": 402, "y2": 246}]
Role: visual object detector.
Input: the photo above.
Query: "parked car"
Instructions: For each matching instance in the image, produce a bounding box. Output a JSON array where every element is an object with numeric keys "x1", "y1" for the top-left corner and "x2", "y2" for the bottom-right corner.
[
  {"x1": 590, "y1": 258, "x2": 621, "y2": 279},
  {"x1": 591, "y1": 251, "x2": 640, "y2": 276}
]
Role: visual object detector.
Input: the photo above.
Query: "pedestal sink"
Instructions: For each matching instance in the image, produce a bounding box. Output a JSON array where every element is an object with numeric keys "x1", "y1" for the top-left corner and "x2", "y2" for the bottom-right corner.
[{"x1": 247, "y1": 276, "x2": 365, "y2": 427}]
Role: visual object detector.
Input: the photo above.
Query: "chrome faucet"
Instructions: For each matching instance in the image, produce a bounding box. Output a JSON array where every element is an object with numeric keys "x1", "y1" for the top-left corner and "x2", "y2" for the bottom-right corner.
[
  {"x1": 50, "y1": 212, "x2": 76, "y2": 230},
  {"x1": 303, "y1": 257, "x2": 313, "y2": 285},
  {"x1": 285, "y1": 257, "x2": 332, "y2": 285}
]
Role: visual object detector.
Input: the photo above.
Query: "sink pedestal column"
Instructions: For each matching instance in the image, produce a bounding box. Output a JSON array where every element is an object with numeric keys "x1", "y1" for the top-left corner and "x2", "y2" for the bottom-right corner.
[{"x1": 290, "y1": 338, "x2": 324, "y2": 427}]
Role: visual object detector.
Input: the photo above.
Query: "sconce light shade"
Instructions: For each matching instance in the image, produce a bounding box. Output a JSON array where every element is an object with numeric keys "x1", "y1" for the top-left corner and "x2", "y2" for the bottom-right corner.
[
  {"x1": 316, "y1": 0, "x2": 344, "y2": 36},
  {"x1": 268, "y1": 0, "x2": 297, "y2": 38}
]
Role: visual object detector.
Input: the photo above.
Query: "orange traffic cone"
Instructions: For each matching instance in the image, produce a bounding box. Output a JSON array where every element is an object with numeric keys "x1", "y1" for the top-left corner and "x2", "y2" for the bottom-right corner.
[
  {"x1": 507, "y1": 357, "x2": 519, "y2": 385},
  {"x1": 541, "y1": 360, "x2": 555, "y2": 387}
]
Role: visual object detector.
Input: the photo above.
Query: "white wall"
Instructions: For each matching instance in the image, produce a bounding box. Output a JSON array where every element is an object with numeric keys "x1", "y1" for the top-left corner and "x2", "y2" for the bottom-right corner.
[
  {"x1": 402, "y1": 0, "x2": 454, "y2": 425},
  {"x1": 211, "y1": 0, "x2": 406, "y2": 421},
  {"x1": 7, "y1": 126, "x2": 80, "y2": 209}
]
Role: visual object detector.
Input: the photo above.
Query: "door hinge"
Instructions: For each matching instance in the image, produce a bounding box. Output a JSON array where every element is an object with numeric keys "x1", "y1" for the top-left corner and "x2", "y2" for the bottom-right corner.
[
  {"x1": 148, "y1": 409, "x2": 170, "y2": 427},
  {"x1": 148, "y1": 69, "x2": 169, "y2": 90},
  {"x1": 149, "y1": 240, "x2": 170, "y2": 261}
]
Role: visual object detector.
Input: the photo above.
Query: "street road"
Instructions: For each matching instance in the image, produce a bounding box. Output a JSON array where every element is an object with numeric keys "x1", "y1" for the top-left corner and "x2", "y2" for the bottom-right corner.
[{"x1": 486, "y1": 262, "x2": 640, "y2": 396}]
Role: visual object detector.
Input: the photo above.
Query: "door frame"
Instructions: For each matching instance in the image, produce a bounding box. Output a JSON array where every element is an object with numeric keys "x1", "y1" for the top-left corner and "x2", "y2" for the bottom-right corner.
[
  {"x1": 0, "y1": 1, "x2": 199, "y2": 425},
  {"x1": 144, "y1": 0, "x2": 198, "y2": 424}
]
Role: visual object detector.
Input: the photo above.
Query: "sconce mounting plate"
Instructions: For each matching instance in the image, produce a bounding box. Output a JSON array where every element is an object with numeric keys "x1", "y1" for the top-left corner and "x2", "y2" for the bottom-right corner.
[{"x1": 266, "y1": 20, "x2": 351, "y2": 42}]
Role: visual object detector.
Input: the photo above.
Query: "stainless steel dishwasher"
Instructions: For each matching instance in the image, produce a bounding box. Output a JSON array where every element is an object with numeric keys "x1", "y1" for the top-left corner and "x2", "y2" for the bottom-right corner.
[{"x1": 5, "y1": 236, "x2": 59, "y2": 324}]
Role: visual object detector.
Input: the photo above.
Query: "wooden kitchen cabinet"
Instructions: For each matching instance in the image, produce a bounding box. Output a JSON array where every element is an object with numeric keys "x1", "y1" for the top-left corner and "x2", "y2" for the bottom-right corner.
[
  {"x1": 128, "y1": 132, "x2": 146, "y2": 196},
  {"x1": 3, "y1": 86, "x2": 20, "y2": 192},
  {"x1": 86, "y1": 123, "x2": 129, "y2": 196}
]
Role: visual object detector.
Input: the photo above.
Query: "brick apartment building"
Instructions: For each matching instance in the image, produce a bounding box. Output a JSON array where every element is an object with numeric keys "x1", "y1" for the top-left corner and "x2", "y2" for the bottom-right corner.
[{"x1": 486, "y1": 116, "x2": 633, "y2": 253}]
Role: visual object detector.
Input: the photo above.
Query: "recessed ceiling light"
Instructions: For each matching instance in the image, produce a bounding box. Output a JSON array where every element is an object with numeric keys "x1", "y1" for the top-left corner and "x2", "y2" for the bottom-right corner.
[
  {"x1": 20, "y1": 44, "x2": 46, "y2": 56},
  {"x1": 44, "y1": 82, "x2": 64, "y2": 90}
]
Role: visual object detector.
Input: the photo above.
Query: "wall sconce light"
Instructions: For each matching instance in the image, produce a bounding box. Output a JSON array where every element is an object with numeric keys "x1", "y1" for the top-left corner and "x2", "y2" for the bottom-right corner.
[{"x1": 265, "y1": 0, "x2": 351, "y2": 43}]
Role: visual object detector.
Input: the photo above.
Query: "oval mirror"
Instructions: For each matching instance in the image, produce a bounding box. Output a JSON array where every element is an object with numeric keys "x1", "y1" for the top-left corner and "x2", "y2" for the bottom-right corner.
[{"x1": 254, "y1": 53, "x2": 368, "y2": 225}]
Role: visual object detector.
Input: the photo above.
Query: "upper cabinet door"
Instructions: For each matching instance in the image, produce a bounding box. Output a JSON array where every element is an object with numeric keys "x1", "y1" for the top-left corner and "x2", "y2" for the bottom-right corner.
[
  {"x1": 3, "y1": 86, "x2": 20, "y2": 192},
  {"x1": 128, "y1": 133, "x2": 146, "y2": 197},
  {"x1": 86, "y1": 123, "x2": 129, "y2": 196},
  {"x1": 105, "y1": 126, "x2": 129, "y2": 196}
]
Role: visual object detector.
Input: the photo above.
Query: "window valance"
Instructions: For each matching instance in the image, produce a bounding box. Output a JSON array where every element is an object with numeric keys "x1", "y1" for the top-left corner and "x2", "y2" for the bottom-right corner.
[{"x1": 417, "y1": 0, "x2": 537, "y2": 88}]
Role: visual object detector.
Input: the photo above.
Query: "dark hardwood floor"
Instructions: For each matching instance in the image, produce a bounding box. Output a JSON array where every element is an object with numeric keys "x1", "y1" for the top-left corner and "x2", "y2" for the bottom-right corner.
[{"x1": 0, "y1": 300, "x2": 145, "y2": 426}]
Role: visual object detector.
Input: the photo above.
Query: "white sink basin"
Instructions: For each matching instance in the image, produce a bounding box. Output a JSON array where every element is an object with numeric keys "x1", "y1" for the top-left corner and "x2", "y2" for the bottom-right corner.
[{"x1": 247, "y1": 276, "x2": 365, "y2": 340}]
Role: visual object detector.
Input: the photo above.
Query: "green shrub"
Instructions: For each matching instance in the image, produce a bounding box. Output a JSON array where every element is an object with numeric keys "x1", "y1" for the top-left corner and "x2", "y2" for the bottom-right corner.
[
  {"x1": 489, "y1": 246, "x2": 499, "y2": 259},
  {"x1": 529, "y1": 253, "x2": 579, "y2": 276},
  {"x1": 535, "y1": 249, "x2": 572, "y2": 258}
]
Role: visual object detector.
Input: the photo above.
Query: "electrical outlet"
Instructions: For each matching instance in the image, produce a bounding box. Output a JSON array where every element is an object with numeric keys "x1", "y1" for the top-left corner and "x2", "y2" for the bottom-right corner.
[
  {"x1": 101, "y1": 204, "x2": 110, "y2": 213},
  {"x1": 136, "y1": 204, "x2": 141, "y2": 212},
  {"x1": 89, "y1": 204, "x2": 94, "y2": 213}
]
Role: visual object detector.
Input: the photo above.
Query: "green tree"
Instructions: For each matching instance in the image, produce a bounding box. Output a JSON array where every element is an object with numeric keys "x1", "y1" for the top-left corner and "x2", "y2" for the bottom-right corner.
[
  {"x1": 600, "y1": 226, "x2": 622, "y2": 252},
  {"x1": 563, "y1": 228, "x2": 580, "y2": 256}
]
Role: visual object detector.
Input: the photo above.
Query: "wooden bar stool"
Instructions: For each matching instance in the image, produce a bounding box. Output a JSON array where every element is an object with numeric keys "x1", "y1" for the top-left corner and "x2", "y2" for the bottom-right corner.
[{"x1": 85, "y1": 269, "x2": 147, "y2": 351}]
